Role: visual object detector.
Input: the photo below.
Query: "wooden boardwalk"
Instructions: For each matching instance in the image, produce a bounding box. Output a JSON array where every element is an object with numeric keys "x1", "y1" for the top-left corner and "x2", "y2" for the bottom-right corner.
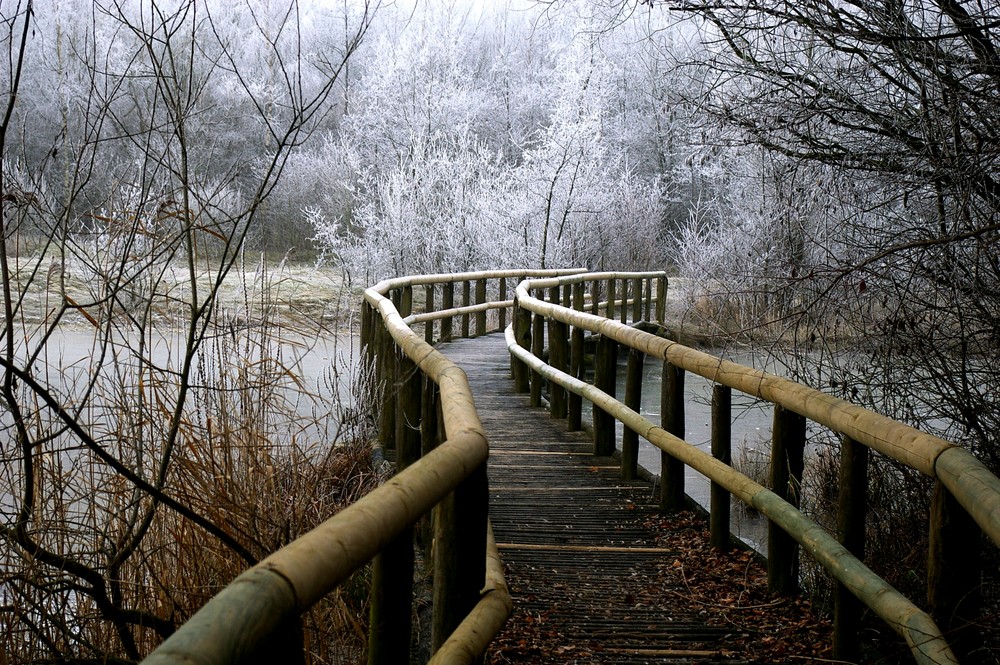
[{"x1": 442, "y1": 335, "x2": 749, "y2": 665}]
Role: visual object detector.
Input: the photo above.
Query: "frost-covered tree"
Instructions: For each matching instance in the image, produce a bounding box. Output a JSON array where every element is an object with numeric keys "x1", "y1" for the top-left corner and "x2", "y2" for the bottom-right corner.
[{"x1": 0, "y1": 2, "x2": 376, "y2": 661}]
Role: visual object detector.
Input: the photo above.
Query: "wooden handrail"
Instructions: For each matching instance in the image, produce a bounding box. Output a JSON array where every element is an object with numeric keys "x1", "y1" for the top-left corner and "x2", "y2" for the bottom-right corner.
[
  {"x1": 511, "y1": 272, "x2": 1000, "y2": 664},
  {"x1": 142, "y1": 268, "x2": 582, "y2": 665},
  {"x1": 142, "y1": 266, "x2": 989, "y2": 665}
]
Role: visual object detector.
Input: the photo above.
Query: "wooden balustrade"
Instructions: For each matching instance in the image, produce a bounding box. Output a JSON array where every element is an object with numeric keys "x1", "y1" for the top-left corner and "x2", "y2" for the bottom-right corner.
[
  {"x1": 144, "y1": 268, "x2": 996, "y2": 665},
  {"x1": 509, "y1": 270, "x2": 1000, "y2": 665}
]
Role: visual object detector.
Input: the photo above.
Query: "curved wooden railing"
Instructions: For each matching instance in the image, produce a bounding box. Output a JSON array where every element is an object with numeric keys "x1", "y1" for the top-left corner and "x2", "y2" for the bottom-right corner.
[
  {"x1": 141, "y1": 268, "x2": 999, "y2": 665},
  {"x1": 510, "y1": 272, "x2": 1000, "y2": 665},
  {"x1": 141, "y1": 269, "x2": 588, "y2": 665}
]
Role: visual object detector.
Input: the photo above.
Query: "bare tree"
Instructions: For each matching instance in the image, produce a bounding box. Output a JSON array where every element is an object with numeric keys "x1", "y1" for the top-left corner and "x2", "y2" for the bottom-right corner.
[{"x1": 0, "y1": 2, "x2": 377, "y2": 662}]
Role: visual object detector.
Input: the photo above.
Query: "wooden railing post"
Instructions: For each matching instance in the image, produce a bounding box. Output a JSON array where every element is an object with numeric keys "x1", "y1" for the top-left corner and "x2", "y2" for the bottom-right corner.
[
  {"x1": 562, "y1": 282, "x2": 572, "y2": 308},
  {"x1": 622, "y1": 348, "x2": 644, "y2": 480},
  {"x1": 833, "y1": 434, "x2": 868, "y2": 662},
  {"x1": 369, "y1": 353, "x2": 420, "y2": 665},
  {"x1": 928, "y1": 480, "x2": 982, "y2": 661},
  {"x1": 530, "y1": 310, "x2": 545, "y2": 408},
  {"x1": 475, "y1": 278, "x2": 487, "y2": 337},
  {"x1": 498, "y1": 277, "x2": 507, "y2": 332},
  {"x1": 660, "y1": 361, "x2": 685, "y2": 511},
  {"x1": 548, "y1": 286, "x2": 568, "y2": 418},
  {"x1": 606, "y1": 278, "x2": 616, "y2": 320},
  {"x1": 590, "y1": 280, "x2": 600, "y2": 315},
  {"x1": 568, "y1": 282, "x2": 585, "y2": 431},
  {"x1": 361, "y1": 298, "x2": 373, "y2": 358},
  {"x1": 768, "y1": 404, "x2": 806, "y2": 595},
  {"x1": 710, "y1": 385, "x2": 732, "y2": 550},
  {"x1": 420, "y1": 377, "x2": 440, "y2": 561},
  {"x1": 512, "y1": 298, "x2": 531, "y2": 393},
  {"x1": 619, "y1": 279, "x2": 629, "y2": 324},
  {"x1": 441, "y1": 282, "x2": 454, "y2": 342},
  {"x1": 644, "y1": 277, "x2": 653, "y2": 321},
  {"x1": 461, "y1": 280, "x2": 471, "y2": 338},
  {"x1": 631, "y1": 277, "x2": 642, "y2": 323},
  {"x1": 655, "y1": 275, "x2": 667, "y2": 324},
  {"x1": 424, "y1": 284, "x2": 435, "y2": 344},
  {"x1": 593, "y1": 334, "x2": 617, "y2": 456},
  {"x1": 377, "y1": 321, "x2": 396, "y2": 450},
  {"x1": 432, "y1": 461, "x2": 488, "y2": 651},
  {"x1": 400, "y1": 285, "x2": 413, "y2": 318}
]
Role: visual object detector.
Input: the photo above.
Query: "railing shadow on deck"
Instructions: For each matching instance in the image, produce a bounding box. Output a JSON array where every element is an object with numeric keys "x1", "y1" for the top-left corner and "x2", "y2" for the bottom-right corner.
[{"x1": 140, "y1": 268, "x2": 1000, "y2": 665}]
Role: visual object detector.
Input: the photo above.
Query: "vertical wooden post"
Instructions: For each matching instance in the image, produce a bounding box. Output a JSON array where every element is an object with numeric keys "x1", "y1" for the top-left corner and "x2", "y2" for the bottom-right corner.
[
  {"x1": 656, "y1": 275, "x2": 667, "y2": 324},
  {"x1": 369, "y1": 354, "x2": 420, "y2": 665},
  {"x1": 424, "y1": 284, "x2": 435, "y2": 344},
  {"x1": 400, "y1": 285, "x2": 413, "y2": 318},
  {"x1": 928, "y1": 481, "x2": 982, "y2": 661},
  {"x1": 530, "y1": 311, "x2": 545, "y2": 408},
  {"x1": 432, "y1": 462, "x2": 488, "y2": 651},
  {"x1": 548, "y1": 286, "x2": 567, "y2": 418},
  {"x1": 590, "y1": 280, "x2": 600, "y2": 315},
  {"x1": 606, "y1": 278, "x2": 616, "y2": 320},
  {"x1": 593, "y1": 335, "x2": 617, "y2": 456},
  {"x1": 619, "y1": 279, "x2": 629, "y2": 324},
  {"x1": 622, "y1": 348, "x2": 644, "y2": 480},
  {"x1": 418, "y1": 378, "x2": 440, "y2": 565},
  {"x1": 568, "y1": 282, "x2": 585, "y2": 431},
  {"x1": 498, "y1": 277, "x2": 508, "y2": 332},
  {"x1": 360, "y1": 298, "x2": 373, "y2": 357},
  {"x1": 562, "y1": 282, "x2": 572, "y2": 308},
  {"x1": 377, "y1": 322, "x2": 396, "y2": 450},
  {"x1": 833, "y1": 435, "x2": 868, "y2": 662},
  {"x1": 768, "y1": 404, "x2": 806, "y2": 595},
  {"x1": 475, "y1": 279, "x2": 487, "y2": 337},
  {"x1": 710, "y1": 385, "x2": 732, "y2": 550},
  {"x1": 441, "y1": 282, "x2": 454, "y2": 342},
  {"x1": 513, "y1": 299, "x2": 531, "y2": 392},
  {"x1": 460, "y1": 280, "x2": 471, "y2": 338},
  {"x1": 644, "y1": 277, "x2": 653, "y2": 321},
  {"x1": 660, "y1": 361, "x2": 685, "y2": 511},
  {"x1": 548, "y1": 320, "x2": 569, "y2": 419},
  {"x1": 631, "y1": 277, "x2": 642, "y2": 322}
]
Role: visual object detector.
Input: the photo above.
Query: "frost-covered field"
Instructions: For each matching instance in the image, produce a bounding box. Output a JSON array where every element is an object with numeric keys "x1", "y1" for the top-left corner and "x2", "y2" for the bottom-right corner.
[{"x1": 8, "y1": 255, "x2": 357, "y2": 331}]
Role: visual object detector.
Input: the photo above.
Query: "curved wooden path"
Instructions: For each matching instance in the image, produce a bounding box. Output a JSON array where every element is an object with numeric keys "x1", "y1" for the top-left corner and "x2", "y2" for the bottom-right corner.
[{"x1": 443, "y1": 335, "x2": 749, "y2": 664}]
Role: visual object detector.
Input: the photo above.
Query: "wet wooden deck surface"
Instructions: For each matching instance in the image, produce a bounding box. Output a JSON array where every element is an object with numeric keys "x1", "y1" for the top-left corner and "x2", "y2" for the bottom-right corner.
[{"x1": 441, "y1": 334, "x2": 748, "y2": 664}]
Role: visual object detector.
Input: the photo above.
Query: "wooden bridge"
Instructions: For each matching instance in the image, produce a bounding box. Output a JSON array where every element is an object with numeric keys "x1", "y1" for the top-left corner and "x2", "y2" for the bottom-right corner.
[{"x1": 143, "y1": 270, "x2": 1000, "y2": 665}]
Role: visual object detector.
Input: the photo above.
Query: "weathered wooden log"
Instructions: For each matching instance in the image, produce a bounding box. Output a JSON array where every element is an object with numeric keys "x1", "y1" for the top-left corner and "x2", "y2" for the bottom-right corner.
[
  {"x1": 619, "y1": 279, "x2": 629, "y2": 324},
  {"x1": 655, "y1": 275, "x2": 667, "y2": 324},
  {"x1": 710, "y1": 385, "x2": 732, "y2": 550},
  {"x1": 568, "y1": 282, "x2": 585, "y2": 431},
  {"x1": 475, "y1": 279, "x2": 487, "y2": 337},
  {"x1": 530, "y1": 312, "x2": 545, "y2": 408},
  {"x1": 622, "y1": 348, "x2": 644, "y2": 480},
  {"x1": 441, "y1": 282, "x2": 454, "y2": 342},
  {"x1": 593, "y1": 334, "x2": 617, "y2": 456},
  {"x1": 661, "y1": 361, "x2": 685, "y2": 511},
  {"x1": 461, "y1": 280, "x2": 471, "y2": 338},
  {"x1": 424, "y1": 284, "x2": 435, "y2": 344},
  {"x1": 498, "y1": 277, "x2": 507, "y2": 332},
  {"x1": 833, "y1": 434, "x2": 867, "y2": 662},
  {"x1": 548, "y1": 285, "x2": 567, "y2": 418},
  {"x1": 606, "y1": 278, "x2": 616, "y2": 320},
  {"x1": 928, "y1": 481, "x2": 982, "y2": 661},
  {"x1": 512, "y1": 300, "x2": 531, "y2": 393},
  {"x1": 432, "y1": 461, "x2": 488, "y2": 650},
  {"x1": 631, "y1": 277, "x2": 642, "y2": 323},
  {"x1": 768, "y1": 404, "x2": 805, "y2": 595}
]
